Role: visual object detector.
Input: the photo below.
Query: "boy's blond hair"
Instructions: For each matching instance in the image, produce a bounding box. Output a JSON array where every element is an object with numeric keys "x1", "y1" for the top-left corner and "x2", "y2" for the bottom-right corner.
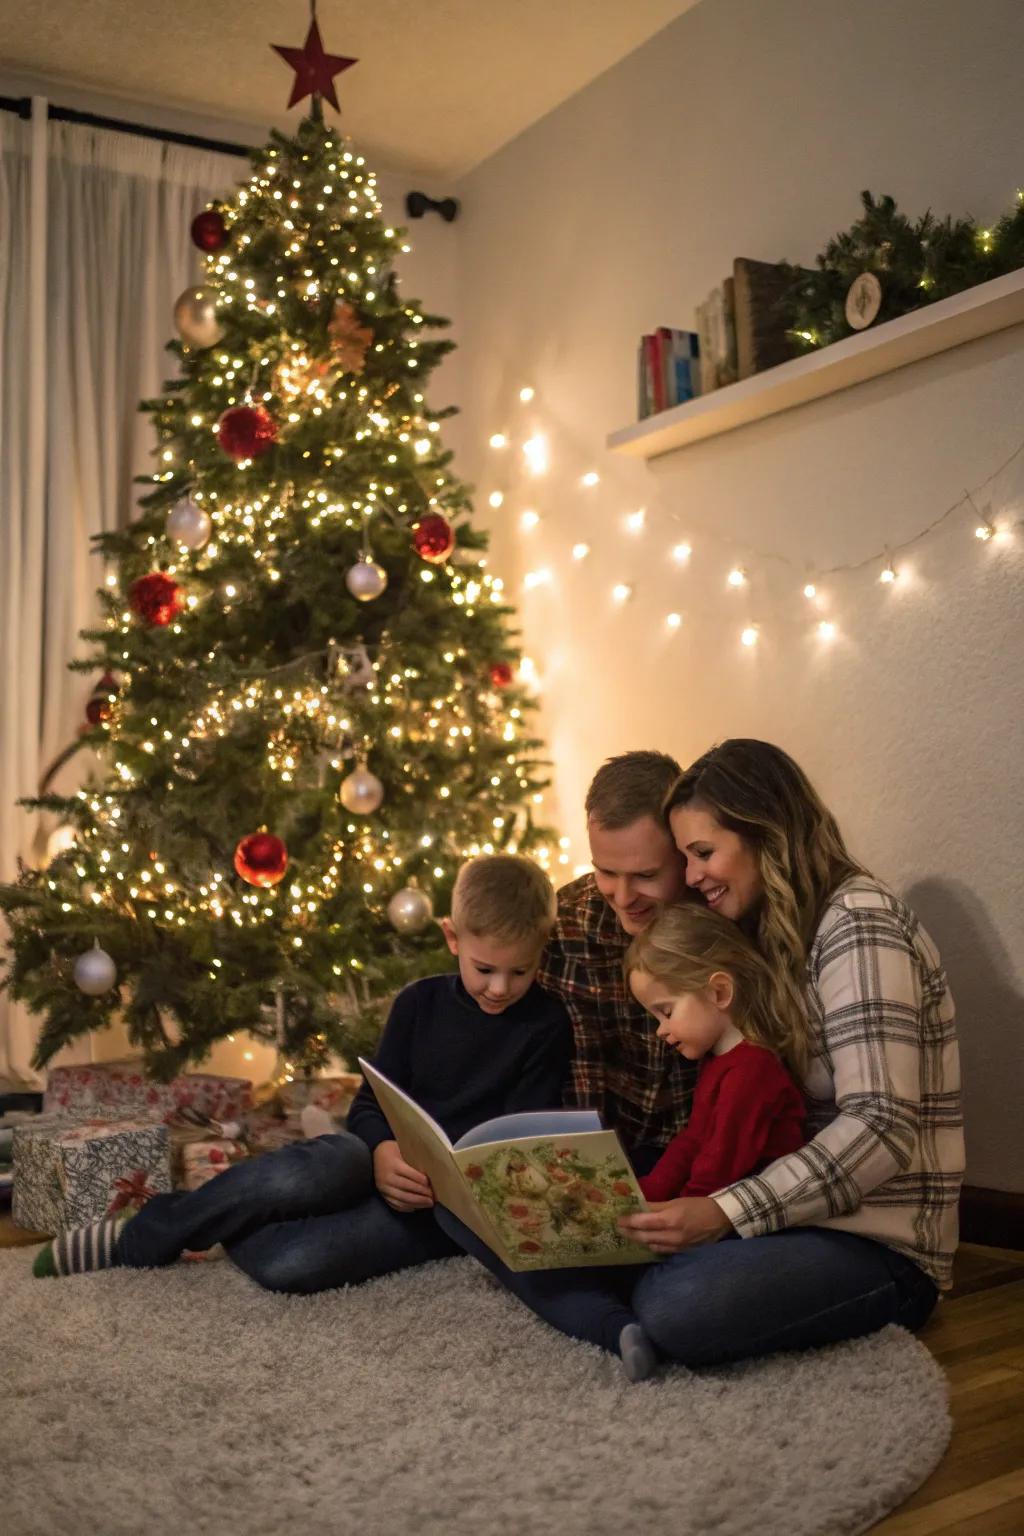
[{"x1": 450, "y1": 854, "x2": 556, "y2": 946}]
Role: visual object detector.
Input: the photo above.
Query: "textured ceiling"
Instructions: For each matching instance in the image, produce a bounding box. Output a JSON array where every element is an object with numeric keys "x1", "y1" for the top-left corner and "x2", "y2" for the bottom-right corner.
[{"x1": 0, "y1": 0, "x2": 702, "y2": 179}]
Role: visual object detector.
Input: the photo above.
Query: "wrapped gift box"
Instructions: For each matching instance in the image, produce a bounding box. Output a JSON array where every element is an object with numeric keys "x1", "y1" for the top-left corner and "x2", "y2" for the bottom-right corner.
[
  {"x1": 43, "y1": 1060, "x2": 253, "y2": 1125},
  {"x1": 276, "y1": 1073, "x2": 362, "y2": 1119},
  {"x1": 179, "y1": 1138, "x2": 246, "y2": 1191},
  {"x1": 12, "y1": 1113, "x2": 171, "y2": 1234}
]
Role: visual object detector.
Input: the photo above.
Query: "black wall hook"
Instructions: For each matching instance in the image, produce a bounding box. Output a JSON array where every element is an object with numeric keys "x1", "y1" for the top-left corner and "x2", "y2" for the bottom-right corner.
[{"x1": 405, "y1": 191, "x2": 460, "y2": 223}]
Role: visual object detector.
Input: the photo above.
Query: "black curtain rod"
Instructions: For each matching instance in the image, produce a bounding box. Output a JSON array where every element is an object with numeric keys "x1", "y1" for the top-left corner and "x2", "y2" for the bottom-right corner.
[{"x1": 0, "y1": 94, "x2": 253, "y2": 158}]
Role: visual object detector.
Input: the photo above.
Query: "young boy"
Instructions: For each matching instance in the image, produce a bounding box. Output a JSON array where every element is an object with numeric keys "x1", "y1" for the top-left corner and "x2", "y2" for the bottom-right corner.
[{"x1": 34, "y1": 854, "x2": 571, "y2": 1293}]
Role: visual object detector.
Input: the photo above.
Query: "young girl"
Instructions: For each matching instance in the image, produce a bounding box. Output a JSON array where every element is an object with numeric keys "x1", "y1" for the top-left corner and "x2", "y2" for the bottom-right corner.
[
  {"x1": 626, "y1": 902, "x2": 806, "y2": 1206},
  {"x1": 435, "y1": 901, "x2": 806, "y2": 1382}
]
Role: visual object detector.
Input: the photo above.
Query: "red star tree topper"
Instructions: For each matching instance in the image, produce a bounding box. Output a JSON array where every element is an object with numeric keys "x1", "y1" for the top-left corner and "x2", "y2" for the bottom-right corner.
[{"x1": 272, "y1": 17, "x2": 357, "y2": 111}]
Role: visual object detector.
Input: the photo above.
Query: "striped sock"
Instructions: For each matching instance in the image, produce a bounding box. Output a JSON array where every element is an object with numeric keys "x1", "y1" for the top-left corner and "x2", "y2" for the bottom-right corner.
[{"x1": 43, "y1": 1216, "x2": 129, "y2": 1277}]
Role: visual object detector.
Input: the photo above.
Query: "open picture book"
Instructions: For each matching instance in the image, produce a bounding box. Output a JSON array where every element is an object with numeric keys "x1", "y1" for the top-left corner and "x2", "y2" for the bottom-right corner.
[{"x1": 358, "y1": 1060, "x2": 654, "y2": 1272}]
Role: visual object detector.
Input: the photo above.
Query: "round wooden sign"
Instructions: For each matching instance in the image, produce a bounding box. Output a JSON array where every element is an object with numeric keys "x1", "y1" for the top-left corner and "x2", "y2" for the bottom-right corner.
[{"x1": 846, "y1": 272, "x2": 883, "y2": 331}]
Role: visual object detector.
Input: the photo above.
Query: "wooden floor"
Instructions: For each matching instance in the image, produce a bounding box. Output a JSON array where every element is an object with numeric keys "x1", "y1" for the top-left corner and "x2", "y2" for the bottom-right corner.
[
  {"x1": 2, "y1": 1211, "x2": 1021, "y2": 1530},
  {"x1": 874, "y1": 1242, "x2": 1024, "y2": 1534}
]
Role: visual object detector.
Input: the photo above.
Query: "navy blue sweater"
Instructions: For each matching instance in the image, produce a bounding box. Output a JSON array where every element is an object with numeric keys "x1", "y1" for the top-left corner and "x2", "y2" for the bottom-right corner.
[{"x1": 347, "y1": 974, "x2": 572, "y2": 1153}]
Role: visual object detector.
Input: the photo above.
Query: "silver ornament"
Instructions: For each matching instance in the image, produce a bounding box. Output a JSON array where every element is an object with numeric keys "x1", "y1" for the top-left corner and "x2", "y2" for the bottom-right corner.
[
  {"x1": 345, "y1": 557, "x2": 388, "y2": 602},
  {"x1": 166, "y1": 498, "x2": 212, "y2": 551},
  {"x1": 173, "y1": 286, "x2": 224, "y2": 349},
  {"x1": 46, "y1": 824, "x2": 78, "y2": 863},
  {"x1": 73, "y1": 943, "x2": 117, "y2": 996},
  {"x1": 339, "y1": 766, "x2": 384, "y2": 815},
  {"x1": 387, "y1": 886, "x2": 434, "y2": 935}
]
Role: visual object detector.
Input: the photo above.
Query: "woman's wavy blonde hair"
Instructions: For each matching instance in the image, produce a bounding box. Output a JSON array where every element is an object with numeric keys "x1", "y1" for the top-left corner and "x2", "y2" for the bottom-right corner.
[
  {"x1": 662, "y1": 740, "x2": 867, "y2": 1076},
  {"x1": 625, "y1": 902, "x2": 805, "y2": 1065}
]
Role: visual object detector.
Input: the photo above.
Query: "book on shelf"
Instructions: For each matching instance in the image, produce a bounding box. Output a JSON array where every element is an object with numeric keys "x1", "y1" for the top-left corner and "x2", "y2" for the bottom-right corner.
[
  {"x1": 696, "y1": 281, "x2": 739, "y2": 394},
  {"x1": 358, "y1": 1059, "x2": 653, "y2": 1272},
  {"x1": 637, "y1": 327, "x2": 701, "y2": 420},
  {"x1": 732, "y1": 256, "x2": 798, "y2": 379}
]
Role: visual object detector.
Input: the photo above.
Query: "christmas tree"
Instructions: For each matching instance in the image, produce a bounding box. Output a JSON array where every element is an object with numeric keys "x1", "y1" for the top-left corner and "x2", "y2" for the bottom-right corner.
[{"x1": 0, "y1": 36, "x2": 552, "y2": 1081}]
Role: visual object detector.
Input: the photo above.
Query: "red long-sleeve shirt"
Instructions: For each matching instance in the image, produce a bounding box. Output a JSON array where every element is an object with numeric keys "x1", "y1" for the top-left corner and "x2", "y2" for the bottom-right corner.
[{"x1": 639, "y1": 1041, "x2": 806, "y2": 1201}]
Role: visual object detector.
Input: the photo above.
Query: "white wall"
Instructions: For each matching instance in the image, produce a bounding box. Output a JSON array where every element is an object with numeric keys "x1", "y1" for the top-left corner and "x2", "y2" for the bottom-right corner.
[{"x1": 449, "y1": 0, "x2": 1024, "y2": 1190}]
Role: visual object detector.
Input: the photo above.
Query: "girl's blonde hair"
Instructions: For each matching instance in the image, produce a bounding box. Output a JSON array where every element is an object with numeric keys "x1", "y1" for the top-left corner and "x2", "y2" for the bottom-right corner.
[
  {"x1": 625, "y1": 902, "x2": 810, "y2": 1070},
  {"x1": 663, "y1": 739, "x2": 867, "y2": 1075}
]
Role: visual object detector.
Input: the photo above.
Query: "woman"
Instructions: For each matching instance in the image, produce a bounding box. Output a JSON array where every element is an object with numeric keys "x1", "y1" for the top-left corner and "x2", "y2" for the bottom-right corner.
[{"x1": 618, "y1": 738, "x2": 964, "y2": 1365}]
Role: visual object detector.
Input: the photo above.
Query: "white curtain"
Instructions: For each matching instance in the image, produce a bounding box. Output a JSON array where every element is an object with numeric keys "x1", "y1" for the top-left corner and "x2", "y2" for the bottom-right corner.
[{"x1": 0, "y1": 109, "x2": 240, "y2": 1085}]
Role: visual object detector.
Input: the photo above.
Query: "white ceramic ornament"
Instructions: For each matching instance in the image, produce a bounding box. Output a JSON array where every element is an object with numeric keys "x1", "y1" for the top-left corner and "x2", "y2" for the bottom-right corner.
[
  {"x1": 345, "y1": 557, "x2": 388, "y2": 602},
  {"x1": 73, "y1": 942, "x2": 118, "y2": 996},
  {"x1": 166, "y1": 498, "x2": 212, "y2": 550},
  {"x1": 173, "y1": 286, "x2": 224, "y2": 349},
  {"x1": 387, "y1": 886, "x2": 433, "y2": 935},
  {"x1": 339, "y1": 766, "x2": 384, "y2": 815},
  {"x1": 46, "y1": 824, "x2": 78, "y2": 862}
]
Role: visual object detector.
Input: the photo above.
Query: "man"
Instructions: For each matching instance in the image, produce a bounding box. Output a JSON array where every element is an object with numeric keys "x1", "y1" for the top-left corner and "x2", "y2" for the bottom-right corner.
[{"x1": 539, "y1": 750, "x2": 696, "y2": 1173}]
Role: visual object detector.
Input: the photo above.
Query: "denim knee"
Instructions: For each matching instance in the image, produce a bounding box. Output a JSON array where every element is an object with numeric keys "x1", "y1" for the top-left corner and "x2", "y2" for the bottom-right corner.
[{"x1": 258, "y1": 1133, "x2": 372, "y2": 1203}]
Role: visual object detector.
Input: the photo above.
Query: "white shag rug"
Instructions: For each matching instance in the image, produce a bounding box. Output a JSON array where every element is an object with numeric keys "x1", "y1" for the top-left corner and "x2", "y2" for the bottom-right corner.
[{"x1": 5, "y1": 1247, "x2": 950, "y2": 1536}]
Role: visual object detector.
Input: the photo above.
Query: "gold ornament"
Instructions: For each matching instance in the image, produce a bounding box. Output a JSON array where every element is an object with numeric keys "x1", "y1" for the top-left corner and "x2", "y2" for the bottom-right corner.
[{"x1": 328, "y1": 302, "x2": 373, "y2": 374}]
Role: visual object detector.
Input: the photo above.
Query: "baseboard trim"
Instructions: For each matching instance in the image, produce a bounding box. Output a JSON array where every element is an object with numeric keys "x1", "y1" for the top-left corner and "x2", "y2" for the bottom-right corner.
[{"x1": 960, "y1": 1184, "x2": 1024, "y2": 1251}]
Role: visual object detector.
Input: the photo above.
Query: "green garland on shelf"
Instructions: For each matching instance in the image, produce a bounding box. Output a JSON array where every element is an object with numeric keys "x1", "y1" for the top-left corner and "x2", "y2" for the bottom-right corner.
[{"x1": 781, "y1": 188, "x2": 1024, "y2": 353}]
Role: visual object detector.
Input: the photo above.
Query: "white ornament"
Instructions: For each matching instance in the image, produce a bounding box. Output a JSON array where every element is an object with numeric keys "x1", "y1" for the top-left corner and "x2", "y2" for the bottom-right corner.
[
  {"x1": 345, "y1": 557, "x2": 388, "y2": 602},
  {"x1": 173, "y1": 286, "x2": 224, "y2": 349},
  {"x1": 845, "y1": 272, "x2": 883, "y2": 331},
  {"x1": 339, "y1": 767, "x2": 384, "y2": 815},
  {"x1": 46, "y1": 824, "x2": 78, "y2": 862},
  {"x1": 387, "y1": 886, "x2": 433, "y2": 935},
  {"x1": 73, "y1": 943, "x2": 117, "y2": 997},
  {"x1": 166, "y1": 498, "x2": 212, "y2": 551}
]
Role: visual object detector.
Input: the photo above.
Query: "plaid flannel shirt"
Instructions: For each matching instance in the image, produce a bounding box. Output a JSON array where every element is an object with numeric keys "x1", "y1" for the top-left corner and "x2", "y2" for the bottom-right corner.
[
  {"x1": 538, "y1": 875, "x2": 696, "y2": 1152},
  {"x1": 712, "y1": 878, "x2": 964, "y2": 1290}
]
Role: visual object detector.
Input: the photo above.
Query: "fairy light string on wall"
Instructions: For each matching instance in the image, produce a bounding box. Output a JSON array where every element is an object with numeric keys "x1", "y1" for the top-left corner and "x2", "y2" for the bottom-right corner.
[{"x1": 485, "y1": 400, "x2": 1023, "y2": 650}]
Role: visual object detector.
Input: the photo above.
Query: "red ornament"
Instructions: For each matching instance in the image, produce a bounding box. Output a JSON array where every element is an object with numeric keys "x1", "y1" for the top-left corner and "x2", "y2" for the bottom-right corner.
[
  {"x1": 233, "y1": 832, "x2": 289, "y2": 888},
  {"x1": 413, "y1": 514, "x2": 455, "y2": 564},
  {"x1": 129, "y1": 573, "x2": 183, "y2": 628},
  {"x1": 190, "y1": 209, "x2": 228, "y2": 253},
  {"x1": 84, "y1": 671, "x2": 119, "y2": 725},
  {"x1": 489, "y1": 662, "x2": 514, "y2": 689},
  {"x1": 217, "y1": 404, "x2": 277, "y2": 462},
  {"x1": 272, "y1": 20, "x2": 358, "y2": 111}
]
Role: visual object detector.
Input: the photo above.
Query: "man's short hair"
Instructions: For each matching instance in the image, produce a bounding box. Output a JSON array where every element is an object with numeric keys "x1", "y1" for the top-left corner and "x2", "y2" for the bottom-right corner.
[
  {"x1": 584, "y1": 750, "x2": 682, "y2": 830},
  {"x1": 450, "y1": 854, "x2": 556, "y2": 945}
]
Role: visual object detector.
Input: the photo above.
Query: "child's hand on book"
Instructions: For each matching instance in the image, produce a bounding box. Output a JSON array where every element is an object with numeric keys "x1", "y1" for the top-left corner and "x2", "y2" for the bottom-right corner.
[{"x1": 373, "y1": 1139, "x2": 435, "y2": 1212}]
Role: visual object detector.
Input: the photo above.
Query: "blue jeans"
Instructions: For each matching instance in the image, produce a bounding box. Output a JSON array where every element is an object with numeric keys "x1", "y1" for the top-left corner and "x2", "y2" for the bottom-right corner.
[
  {"x1": 632, "y1": 1227, "x2": 939, "y2": 1365},
  {"x1": 434, "y1": 1206, "x2": 640, "y2": 1354},
  {"x1": 115, "y1": 1133, "x2": 460, "y2": 1294},
  {"x1": 435, "y1": 1211, "x2": 938, "y2": 1367}
]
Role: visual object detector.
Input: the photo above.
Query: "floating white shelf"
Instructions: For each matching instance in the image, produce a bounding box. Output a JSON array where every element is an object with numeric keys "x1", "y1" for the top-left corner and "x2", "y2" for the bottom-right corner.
[{"x1": 607, "y1": 266, "x2": 1024, "y2": 460}]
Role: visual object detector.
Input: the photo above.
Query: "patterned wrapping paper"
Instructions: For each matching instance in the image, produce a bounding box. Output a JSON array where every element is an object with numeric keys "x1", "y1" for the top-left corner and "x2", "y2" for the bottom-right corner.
[
  {"x1": 43, "y1": 1060, "x2": 253, "y2": 1124},
  {"x1": 179, "y1": 1139, "x2": 246, "y2": 1191},
  {"x1": 12, "y1": 1113, "x2": 171, "y2": 1234},
  {"x1": 276, "y1": 1073, "x2": 362, "y2": 1117}
]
